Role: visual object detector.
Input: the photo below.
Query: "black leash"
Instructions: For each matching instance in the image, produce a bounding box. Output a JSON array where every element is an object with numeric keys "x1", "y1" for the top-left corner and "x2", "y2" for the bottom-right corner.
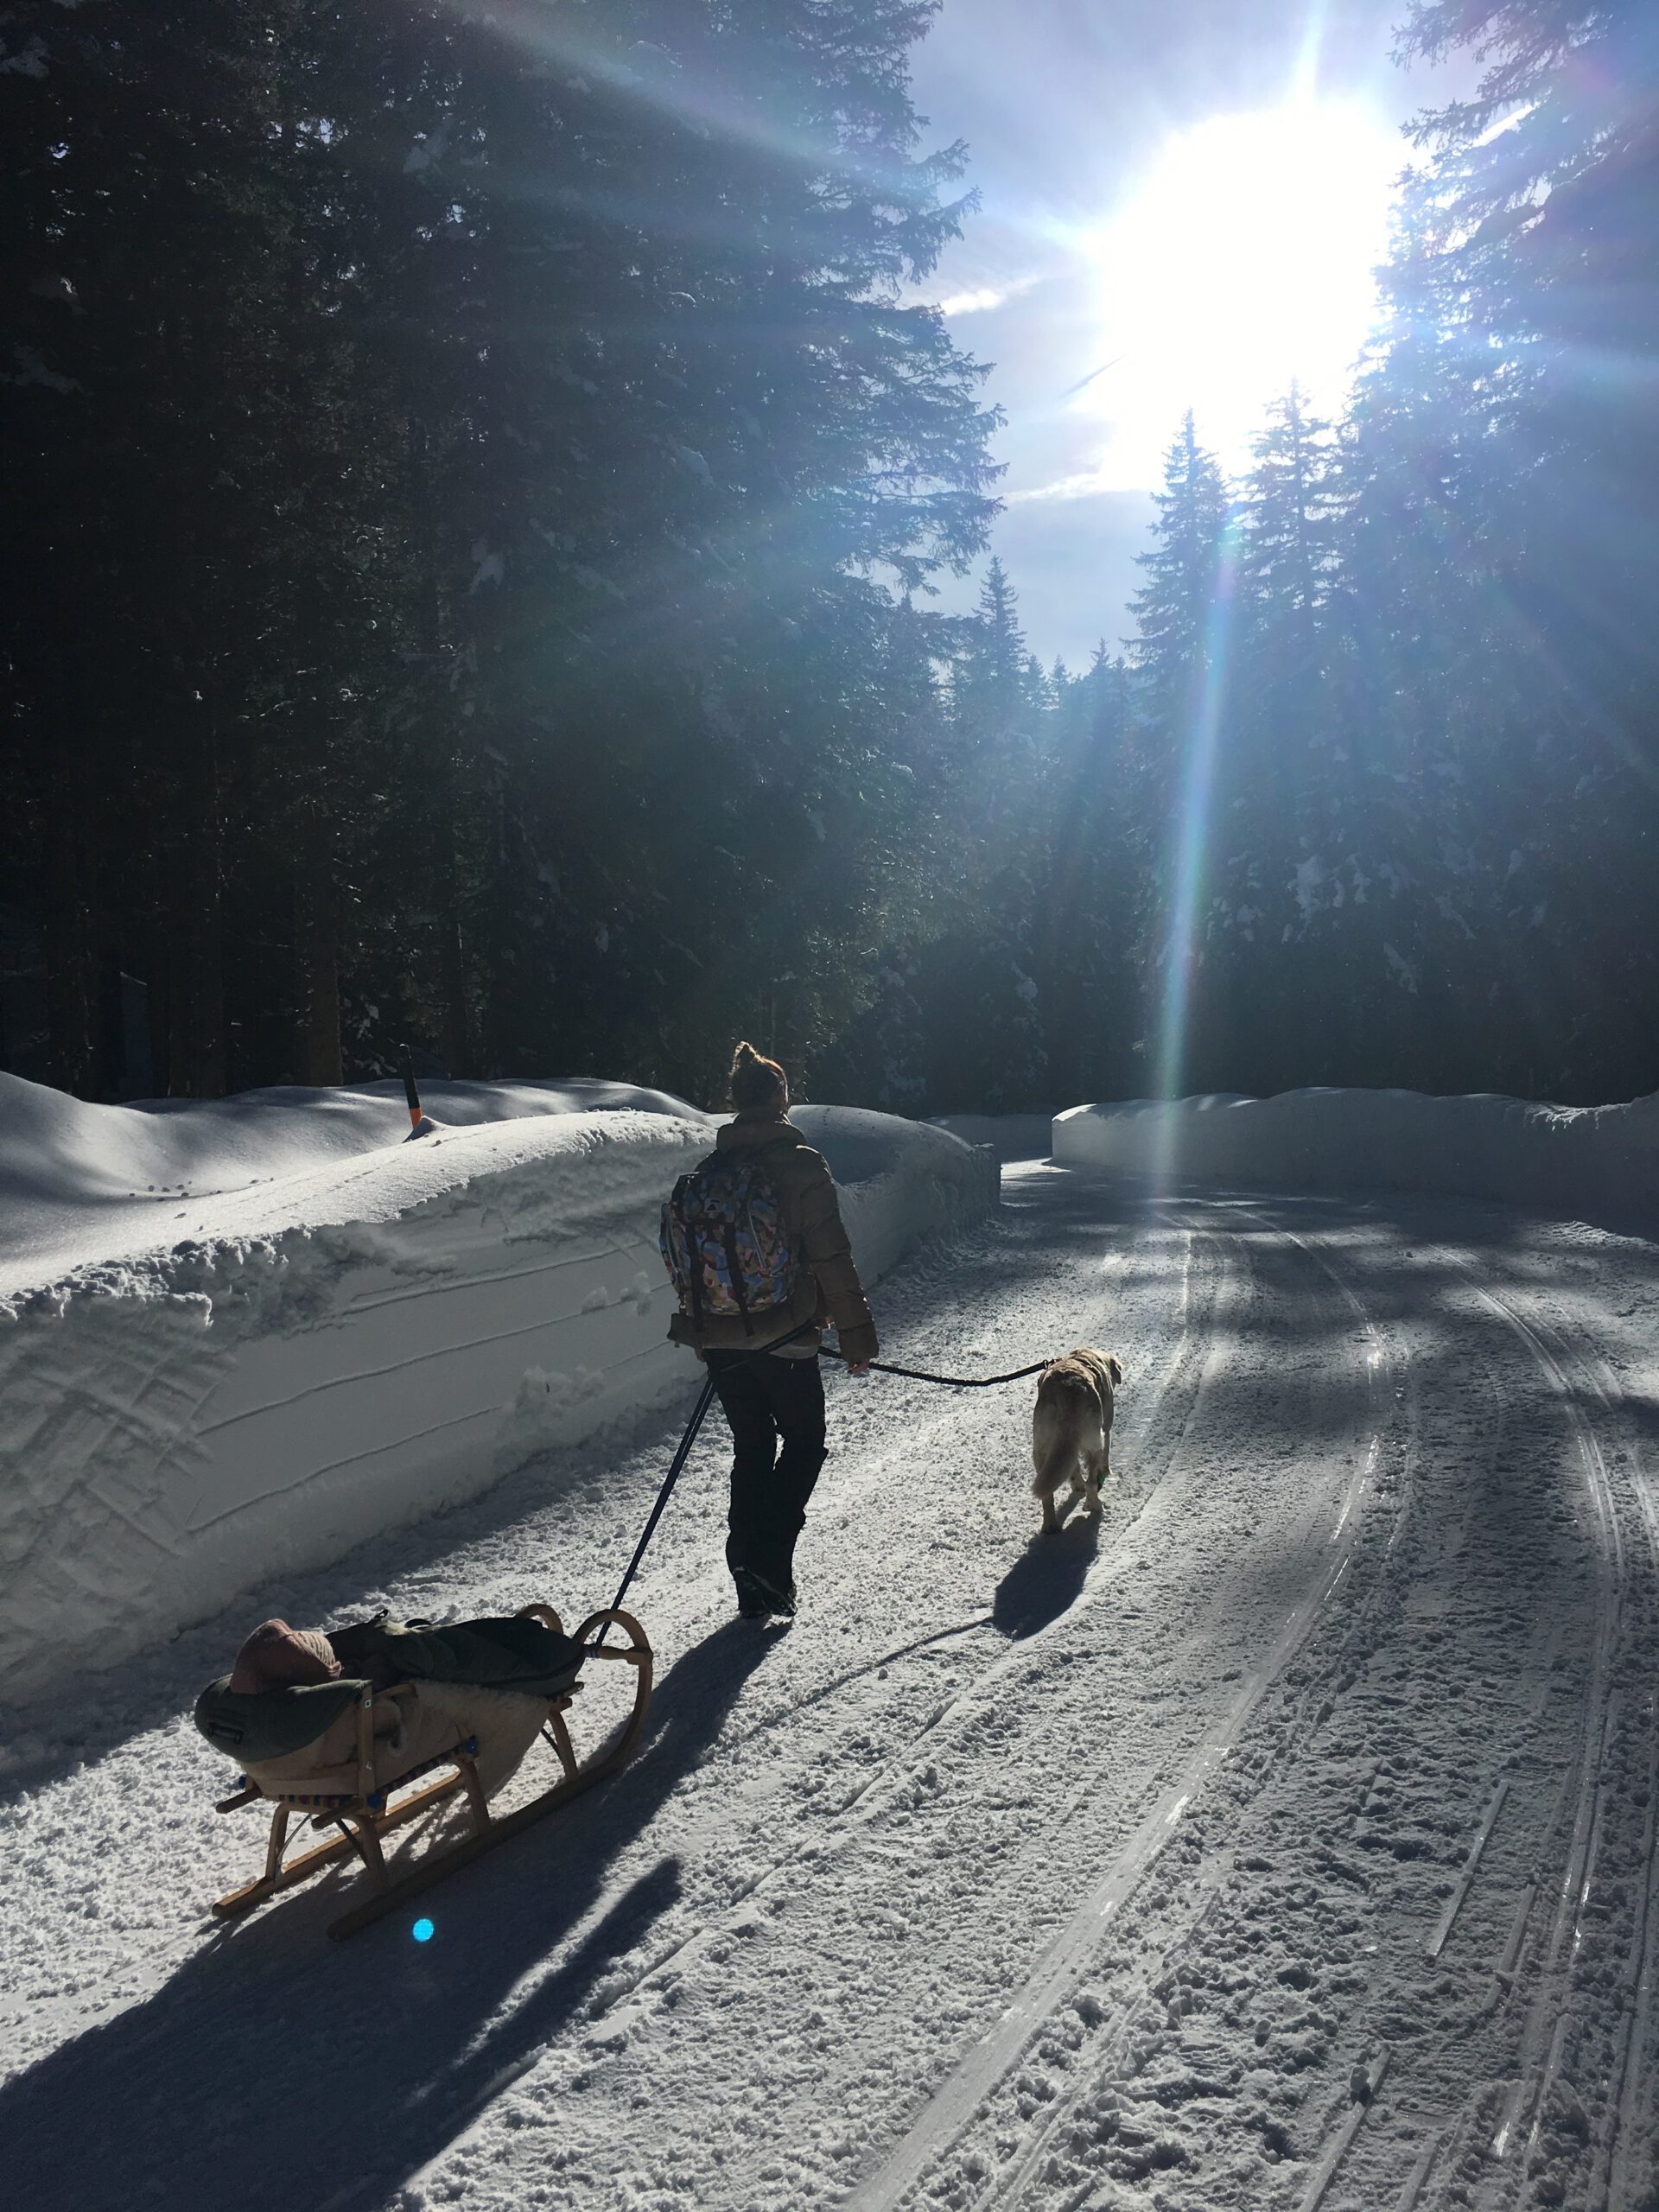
[
  {"x1": 597, "y1": 1325, "x2": 1049, "y2": 1642},
  {"x1": 818, "y1": 1347, "x2": 1050, "y2": 1389}
]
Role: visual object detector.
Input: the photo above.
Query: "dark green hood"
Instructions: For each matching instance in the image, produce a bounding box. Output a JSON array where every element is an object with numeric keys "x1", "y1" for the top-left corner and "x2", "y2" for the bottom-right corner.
[
  {"x1": 194, "y1": 1675, "x2": 365, "y2": 1765},
  {"x1": 194, "y1": 1614, "x2": 585, "y2": 1766}
]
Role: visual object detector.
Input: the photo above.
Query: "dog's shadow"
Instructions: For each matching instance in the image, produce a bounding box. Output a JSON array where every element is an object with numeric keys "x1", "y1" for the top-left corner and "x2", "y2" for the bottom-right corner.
[{"x1": 991, "y1": 1513, "x2": 1101, "y2": 1639}]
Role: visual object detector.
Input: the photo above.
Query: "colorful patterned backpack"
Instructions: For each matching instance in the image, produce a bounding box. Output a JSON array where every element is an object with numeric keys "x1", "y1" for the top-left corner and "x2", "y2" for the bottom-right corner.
[{"x1": 660, "y1": 1149, "x2": 801, "y2": 1334}]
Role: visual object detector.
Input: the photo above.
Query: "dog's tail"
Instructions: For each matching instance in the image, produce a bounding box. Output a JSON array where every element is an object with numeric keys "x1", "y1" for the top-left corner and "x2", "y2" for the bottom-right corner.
[{"x1": 1033, "y1": 1369, "x2": 1095, "y2": 1497}]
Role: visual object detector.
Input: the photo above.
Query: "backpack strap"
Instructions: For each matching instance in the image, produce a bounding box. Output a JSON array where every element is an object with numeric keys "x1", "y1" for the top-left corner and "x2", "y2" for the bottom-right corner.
[
  {"x1": 671, "y1": 1171, "x2": 706, "y2": 1331},
  {"x1": 724, "y1": 1223, "x2": 753, "y2": 1335}
]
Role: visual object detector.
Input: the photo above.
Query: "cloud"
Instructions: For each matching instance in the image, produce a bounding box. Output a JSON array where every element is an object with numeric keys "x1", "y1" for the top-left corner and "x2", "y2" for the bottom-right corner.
[
  {"x1": 937, "y1": 284, "x2": 1012, "y2": 316},
  {"x1": 919, "y1": 272, "x2": 1045, "y2": 318},
  {"x1": 1007, "y1": 465, "x2": 1147, "y2": 504}
]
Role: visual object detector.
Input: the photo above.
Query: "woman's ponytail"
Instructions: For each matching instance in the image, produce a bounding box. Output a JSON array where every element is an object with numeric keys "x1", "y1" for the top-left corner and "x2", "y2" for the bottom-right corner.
[{"x1": 729, "y1": 1040, "x2": 787, "y2": 1110}]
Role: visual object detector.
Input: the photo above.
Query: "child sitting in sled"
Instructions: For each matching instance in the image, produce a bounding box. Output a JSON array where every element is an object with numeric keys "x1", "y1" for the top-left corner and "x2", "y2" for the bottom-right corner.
[{"x1": 213, "y1": 1615, "x2": 553, "y2": 1800}]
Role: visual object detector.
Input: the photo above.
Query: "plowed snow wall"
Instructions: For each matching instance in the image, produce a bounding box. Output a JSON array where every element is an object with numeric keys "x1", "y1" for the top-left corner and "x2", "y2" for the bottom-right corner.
[
  {"x1": 1052, "y1": 1089, "x2": 1659, "y2": 1221},
  {"x1": 793, "y1": 1106, "x2": 1000, "y2": 1280},
  {"x1": 1, "y1": 1106, "x2": 994, "y2": 1706}
]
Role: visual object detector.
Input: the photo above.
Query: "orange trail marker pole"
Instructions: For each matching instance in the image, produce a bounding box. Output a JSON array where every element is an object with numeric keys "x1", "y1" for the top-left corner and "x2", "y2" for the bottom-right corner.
[{"x1": 398, "y1": 1043, "x2": 424, "y2": 1134}]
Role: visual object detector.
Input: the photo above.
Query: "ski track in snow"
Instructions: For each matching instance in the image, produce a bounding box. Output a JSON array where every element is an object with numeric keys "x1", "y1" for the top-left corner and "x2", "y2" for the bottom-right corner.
[{"x1": 4, "y1": 1166, "x2": 1659, "y2": 2212}]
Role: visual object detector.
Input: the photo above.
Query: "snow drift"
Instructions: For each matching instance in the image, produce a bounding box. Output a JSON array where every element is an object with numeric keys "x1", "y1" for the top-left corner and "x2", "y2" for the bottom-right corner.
[
  {"x1": 794, "y1": 1106, "x2": 1000, "y2": 1279},
  {"x1": 929, "y1": 1114, "x2": 1054, "y2": 1162},
  {"x1": 0, "y1": 1072, "x2": 699, "y2": 1297},
  {"x1": 0, "y1": 1078, "x2": 996, "y2": 1707},
  {"x1": 1053, "y1": 1086, "x2": 1659, "y2": 1222}
]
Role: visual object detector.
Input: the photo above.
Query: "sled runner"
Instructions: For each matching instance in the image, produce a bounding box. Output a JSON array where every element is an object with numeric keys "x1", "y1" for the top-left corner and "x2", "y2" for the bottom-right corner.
[{"x1": 197, "y1": 1605, "x2": 652, "y2": 1940}]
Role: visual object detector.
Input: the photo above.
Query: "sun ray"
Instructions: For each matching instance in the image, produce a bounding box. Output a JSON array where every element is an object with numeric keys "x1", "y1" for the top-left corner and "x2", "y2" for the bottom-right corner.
[{"x1": 1153, "y1": 513, "x2": 1244, "y2": 1152}]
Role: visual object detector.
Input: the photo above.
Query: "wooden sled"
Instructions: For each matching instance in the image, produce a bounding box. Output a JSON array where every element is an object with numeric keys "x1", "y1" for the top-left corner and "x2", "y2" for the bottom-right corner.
[{"x1": 208, "y1": 1605, "x2": 652, "y2": 1940}]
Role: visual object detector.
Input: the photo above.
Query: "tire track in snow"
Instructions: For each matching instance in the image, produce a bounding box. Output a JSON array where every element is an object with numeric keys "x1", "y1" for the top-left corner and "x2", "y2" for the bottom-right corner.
[
  {"x1": 1439, "y1": 1286, "x2": 1659, "y2": 2212},
  {"x1": 839, "y1": 1205, "x2": 1395, "y2": 2212},
  {"x1": 1453, "y1": 1285, "x2": 1626, "y2": 2207},
  {"x1": 1590, "y1": 1340, "x2": 1659, "y2": 2212},
  {"x1": 720, "y1": 1205, "x2": 1350, "y2": 2209},
  {"x1": 560, "y1": 1214, "x2": 1232, "y2": 2057},
  {"x1": 1106, "y1": 1251, "x2": 1640, "y2": 2212},
  {"x1": 1533, "y1": 1316, "x2": 1659, "y2": 2212},
  {"x1": 380, "y1": 1199, "x2": 1659, "y2": 2212},
  {"x1": 391, "y1": 1198, "x2": 1225, "y2": 2189},
  {"x1": 962, "y1": 1221, "x2": 1617, "y2": 2212},
  {"x1": 963, "y1": 1206, "x2": 1409, "y2": 2212}
]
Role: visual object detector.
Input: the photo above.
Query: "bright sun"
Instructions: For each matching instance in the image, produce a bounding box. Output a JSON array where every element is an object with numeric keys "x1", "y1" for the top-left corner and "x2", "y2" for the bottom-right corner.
[{"x1": 1078, "y1": 101, "x2": 1403, "y2": 488}]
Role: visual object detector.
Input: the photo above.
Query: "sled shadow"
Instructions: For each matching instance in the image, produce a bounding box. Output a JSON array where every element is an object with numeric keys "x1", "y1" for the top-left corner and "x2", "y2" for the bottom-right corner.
[
  {"x1": 3, "y1": 1619, "x2": 775, "y2": 2212},
  {"x1": 991, "y1": 1514, "x2": 1101, "y2": 1639}
]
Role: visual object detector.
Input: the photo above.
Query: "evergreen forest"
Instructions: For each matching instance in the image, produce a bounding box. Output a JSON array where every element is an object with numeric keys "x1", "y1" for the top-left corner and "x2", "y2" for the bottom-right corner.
[{"x1": 5, "y1": 0, "x2": 1657, "y2": 1114}]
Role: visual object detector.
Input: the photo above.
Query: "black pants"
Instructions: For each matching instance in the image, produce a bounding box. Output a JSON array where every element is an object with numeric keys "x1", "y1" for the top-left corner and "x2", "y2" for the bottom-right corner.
[{"x1": 704, "y1": 1351, "x2": 828, "y2": 1591}]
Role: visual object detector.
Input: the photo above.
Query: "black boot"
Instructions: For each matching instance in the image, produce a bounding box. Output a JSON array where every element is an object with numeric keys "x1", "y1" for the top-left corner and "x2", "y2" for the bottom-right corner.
[
  {"x1": 746, "y1": 1570, "x2": 797, "y2": 1618},
  {"x1": 733, "y1": 1568, "x2": 771, "y2": 1621}
]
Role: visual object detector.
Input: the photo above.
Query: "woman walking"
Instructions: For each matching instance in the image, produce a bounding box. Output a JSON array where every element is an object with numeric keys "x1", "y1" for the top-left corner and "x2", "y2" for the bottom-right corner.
[{"x1": 664, "y1": 1042, "x2": 878, "y2": 1618}]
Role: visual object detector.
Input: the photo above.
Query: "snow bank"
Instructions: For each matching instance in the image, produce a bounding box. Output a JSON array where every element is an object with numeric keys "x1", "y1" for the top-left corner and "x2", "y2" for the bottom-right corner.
[
  {"x1": 0, "y1": 1071, "x2": 697, "y2": 1296},
  {"x1": 794, "y1": 1106, "x2": 1000, "y2": 1281},
  {"x1": 1052, "y1": 1086, "x2": 1659, "y2": 1222},
  {"x1": 0, "y1": 1109, "x2": 714, "y2": 1707},
  {"x1": 929, "y1": 1114, "x2": 1053, "y2": 1162},
  {"x1": 0, "y1": 1080, "x2": 996, "y2": 1705}
]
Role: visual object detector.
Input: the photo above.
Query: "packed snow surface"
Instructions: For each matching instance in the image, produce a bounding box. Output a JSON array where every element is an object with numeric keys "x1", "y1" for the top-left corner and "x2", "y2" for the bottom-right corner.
[
  {"x1": 0, "y1": 1078, "x2": 995, "y2": 1705},
  {"x1": 6, "y1": 1155, "x2": 1659, "y2": 2212}
]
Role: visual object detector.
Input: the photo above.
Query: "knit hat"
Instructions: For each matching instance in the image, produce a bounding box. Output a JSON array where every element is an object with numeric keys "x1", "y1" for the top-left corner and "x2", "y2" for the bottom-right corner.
[
  {"x1": 730, "y1": 1039, "x2": 787, "y2": 1110},
  {"x1": 228, "y1": 1618, "x2": 342, "y2": 1694}
]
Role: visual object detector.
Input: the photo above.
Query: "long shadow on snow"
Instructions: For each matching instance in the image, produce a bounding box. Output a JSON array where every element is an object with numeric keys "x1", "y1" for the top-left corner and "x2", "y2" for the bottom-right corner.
[
  {"x1": 5, "y1": 1619, "x2": 776, "y2": 2212},
  {"x1": 5, "y1": 1200, "x2": 1078, "y2": 1797},
  {"x1": 992, "y1": 1517, "x2": 1101, "y2": 1639},
  {"x1": 9, "y1": 1173, "x2": 1565, "y2": 1801}
]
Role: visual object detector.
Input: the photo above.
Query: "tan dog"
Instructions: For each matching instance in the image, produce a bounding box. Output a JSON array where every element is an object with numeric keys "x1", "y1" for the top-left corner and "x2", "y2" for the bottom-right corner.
[{"x1": 1031, "y1": 1347, "x2": 1122, "y2": 1532}]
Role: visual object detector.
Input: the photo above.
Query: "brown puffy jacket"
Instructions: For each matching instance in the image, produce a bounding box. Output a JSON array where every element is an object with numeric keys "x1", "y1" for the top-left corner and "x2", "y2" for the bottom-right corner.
[{"x1": 666, "y1": 1109, "x2": 878, "y2": 1366}]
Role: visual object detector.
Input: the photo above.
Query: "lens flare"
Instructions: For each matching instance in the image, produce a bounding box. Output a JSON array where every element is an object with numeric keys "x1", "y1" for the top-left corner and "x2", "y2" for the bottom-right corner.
[
  {"x1": 1153, "y1": 516, "x2": 1243, "y2": 1172},
  {"x1": 412, "y1": 1917, "x2": 435, "y2": 1943},
  {"x1": 1080, "y1": 101, "x2": 1402, "y2": 486}
]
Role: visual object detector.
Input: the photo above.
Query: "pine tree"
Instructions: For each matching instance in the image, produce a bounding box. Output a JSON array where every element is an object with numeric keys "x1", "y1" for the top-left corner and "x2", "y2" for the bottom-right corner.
[
  {"x1": 1128, "y1": 413, "x2": 1234, "y2": 726},
  {"x1": 1198, "y1": 385, "x2": 1356, "y2": 1089},
  {"x1": 952, "y1": 557, "x2": 1027, "y2": 750},
  {"x1": 1029, "y1": 646, "x2": 1138, "y2": 1102},
  {"x1": 1342, "y1": 0, "x2": 1659, "y2": 1098},
  {"x1": 1124, "y1": 413, "x2": 1237, "y2": 1094},
  {"x1": 906, "y1": 556, "x2": 1050, "y2": 1109},
  {"x1": 1238, "y1": 387, "x2": 1335, "y2": 695},
  {"x1": 1, "y1": 0, "x2": 1003, "y2": 1103}
]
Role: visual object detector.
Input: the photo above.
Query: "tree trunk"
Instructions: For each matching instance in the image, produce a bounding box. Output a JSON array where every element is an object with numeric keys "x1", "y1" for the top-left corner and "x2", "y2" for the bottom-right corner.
[
  {"x1": 41, "y1": 764, "x2": 99, "y2": 1096},
  {"x1": 438, "y1": 854, "x2": 473, "y2": 1079},
  {"x1": 167, "y1": 704, "x2": 226, "y2": 1096},
  {"x1": 295, "y1": 811, "x2": 343, "y2": 1084}
]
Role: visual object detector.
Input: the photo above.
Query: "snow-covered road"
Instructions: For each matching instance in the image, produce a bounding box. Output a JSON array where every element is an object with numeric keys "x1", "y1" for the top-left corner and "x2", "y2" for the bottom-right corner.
[{"x1": 6, "y1": 1162, "x2": 1659, "y2": 2212}]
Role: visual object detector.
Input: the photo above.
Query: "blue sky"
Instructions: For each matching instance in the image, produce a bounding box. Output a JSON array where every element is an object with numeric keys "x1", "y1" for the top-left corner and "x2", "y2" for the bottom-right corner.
[{"x1": 906, "y1": 2, "x2": 1470, "y2": 669}]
